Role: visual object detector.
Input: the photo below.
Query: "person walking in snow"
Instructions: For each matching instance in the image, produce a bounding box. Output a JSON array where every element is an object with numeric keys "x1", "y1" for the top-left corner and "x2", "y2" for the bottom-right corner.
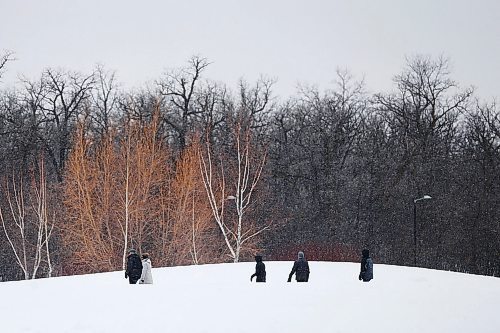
[
  {"x1": 250, "y1": 254, "x2": 266, "y2": 282},
  {"x1": 139, "y1": 253, "x2": 153, "y2": 284},
  {"x1": 358, "y1": 249, "x2": 373, "y2": 282},
  {"x1": 125, "y1": 248, "x2": 143, "y2": 284},
  {"x1": 287, "y1": 251, "x2": 310, "y2": 282}
]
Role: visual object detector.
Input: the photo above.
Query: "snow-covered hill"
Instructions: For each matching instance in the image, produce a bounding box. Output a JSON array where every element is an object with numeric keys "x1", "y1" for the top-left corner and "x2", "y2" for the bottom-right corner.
[{"x1": 1, "y1": 261, "x2": 499, "y2": 333}]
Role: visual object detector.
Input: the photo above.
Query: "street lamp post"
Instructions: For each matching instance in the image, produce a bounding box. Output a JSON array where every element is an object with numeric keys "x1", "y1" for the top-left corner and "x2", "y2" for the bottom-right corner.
[{"x1": 413, "y1": 195, "x2": 432, "y2": 267}]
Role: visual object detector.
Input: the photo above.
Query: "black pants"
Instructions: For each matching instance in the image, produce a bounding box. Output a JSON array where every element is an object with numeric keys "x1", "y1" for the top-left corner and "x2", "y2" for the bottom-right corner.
[{"x1": 129, "y1": 276, "x2": 140, "y2": 284}]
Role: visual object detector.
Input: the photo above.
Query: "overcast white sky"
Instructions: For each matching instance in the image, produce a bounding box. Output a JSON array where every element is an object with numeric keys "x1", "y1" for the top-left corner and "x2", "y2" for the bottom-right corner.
[{"x1": 1, "y1": 0, "x2": 499, "y2": 99}]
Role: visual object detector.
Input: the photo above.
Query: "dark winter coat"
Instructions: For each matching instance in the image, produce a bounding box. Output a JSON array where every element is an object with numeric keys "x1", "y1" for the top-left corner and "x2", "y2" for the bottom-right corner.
[
  {"x1": 288, "y1": 253, "x2": 310, "y2": 282},
  {"x1": 251, "y1": 256, "x2": 266, "y2": 282},
  {"x1": 359, "y1": 250, "x2": 373, "y2": 282},
  {"x1": 126, "y1": 253, "x2": 143, "y2": 284}
]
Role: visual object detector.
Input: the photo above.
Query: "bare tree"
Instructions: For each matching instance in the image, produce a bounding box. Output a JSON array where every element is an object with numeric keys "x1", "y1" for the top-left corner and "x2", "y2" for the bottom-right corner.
[
  {"x1": 0, "y1": 158, "x2": 53, "y2": 279},
  {"x1": 376, "y1": 56, "x2": 473, "y2": 146},
  {"x1": 0, "y1": 50, "x2": 14, "y2": 80},
  {"x1": 197, "y1": 81, "x2": 231, "y2": 141},
  {"x1": 38, "y1": 69, "x2": 96, "y2": 180},
  {"x1": 157, "y1": 56, "x2": 210, "y2": 150},
  {"x1": 168, "y1": 139, "x2": 221, "y2": 265},
  {"x1": 118, "y1": 107, "x2": 170, "y2": 267},
  {"x1": 31, "y1": 156, "x2": 54, "y2": 277},
  {"x1": 199, "y1": 122, "x2": 269, "y2": 262},
  {"x1": 89, "y1": 65, "x2": 120, "y2": 137},
  {"x1": 237, "y1": 77, "x2": 275, "y2": 130},
  {"x1": 460, "y1": 101, "x2": 500, "y2": 274},
  {"x1": 63, "y1": 106, "x2": 171, "y2": 273},
  {"x1": 0, "y1": 175, "x2": 31, "y2": 279},
  {"x1": 62, "y1": 122, "x2": 114, "y2": 273},
  {"x1": 467, "y1": 100, "x2": 500, "y2": 155}
]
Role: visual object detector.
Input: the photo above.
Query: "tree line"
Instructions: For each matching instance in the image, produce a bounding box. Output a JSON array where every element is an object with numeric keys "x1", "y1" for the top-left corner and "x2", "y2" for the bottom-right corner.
[{"x1": 0, "y1": 53, "x2": 498, "y2": 281}]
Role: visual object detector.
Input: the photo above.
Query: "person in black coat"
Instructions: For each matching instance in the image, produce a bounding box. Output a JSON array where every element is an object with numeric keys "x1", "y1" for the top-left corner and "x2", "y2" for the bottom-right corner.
[
  {"x1": 358, "y1": 249, "x2": 373, "y2": 282},
  {"x1": 125, "y1": 249, "x2": 143, "y2": 284},
  {"x1": 250, "y1": 255, "x2": 266, "y2": 282},
  {"x1": 288, "y1": 251, "x2": 310, "y2": 282}
]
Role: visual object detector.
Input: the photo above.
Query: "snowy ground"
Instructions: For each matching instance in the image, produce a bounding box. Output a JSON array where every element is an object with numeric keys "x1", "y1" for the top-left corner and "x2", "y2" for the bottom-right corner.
[{"x1": 1, "y1": 261, "x2": 499, "y2": 333}]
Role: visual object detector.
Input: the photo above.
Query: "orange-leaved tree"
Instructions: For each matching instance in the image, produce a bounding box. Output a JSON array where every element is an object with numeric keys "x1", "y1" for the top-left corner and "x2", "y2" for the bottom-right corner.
[{"x1": 62, "y1": 110, "x2": 171, "y2": 274}]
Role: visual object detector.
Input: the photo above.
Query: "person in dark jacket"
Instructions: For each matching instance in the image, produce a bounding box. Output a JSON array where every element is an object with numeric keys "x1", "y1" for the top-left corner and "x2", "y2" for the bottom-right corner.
[
  {"x1": 358, "y1": 249, "x2": 373, "y2": 282},
  {"x1": 125, "y1": 248, "x2": 143, "y2": 284},
  {"x1": 287, "y1": 251, "x2": 310, "y2": 282},
  {"x1": 250, "y1": 254, "x2": 266, "y2": 282}
]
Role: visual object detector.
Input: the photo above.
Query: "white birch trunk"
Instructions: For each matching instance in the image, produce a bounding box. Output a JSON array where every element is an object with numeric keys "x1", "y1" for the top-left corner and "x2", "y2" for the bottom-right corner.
[
  {"x1": 122, "y1": 133, "x2": 131, "y2": 270},
  {"x1": 199, "y1": 134, "x2": 236, "y2": 261},
  {"x1": 190, "y1": 194, "x2": 199, "y2": 265},
  {"x1": 200, "y1": 124, "x2": 269, "y2": 263},
  {"x1": 1, "y1": 167, "x2": 55, "y2": 280}
]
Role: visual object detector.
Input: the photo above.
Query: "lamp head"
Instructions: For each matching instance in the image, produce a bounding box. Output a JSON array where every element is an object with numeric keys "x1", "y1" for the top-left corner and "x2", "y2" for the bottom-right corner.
[{"x1": 414, "y1": 195, "x2": 432, "y2": 203}]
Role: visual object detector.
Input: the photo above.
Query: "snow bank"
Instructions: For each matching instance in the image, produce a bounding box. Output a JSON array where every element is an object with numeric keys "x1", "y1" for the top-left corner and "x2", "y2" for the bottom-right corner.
[{"x1": 1, "y1": 262, "x2": 499, "y2": 333}]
